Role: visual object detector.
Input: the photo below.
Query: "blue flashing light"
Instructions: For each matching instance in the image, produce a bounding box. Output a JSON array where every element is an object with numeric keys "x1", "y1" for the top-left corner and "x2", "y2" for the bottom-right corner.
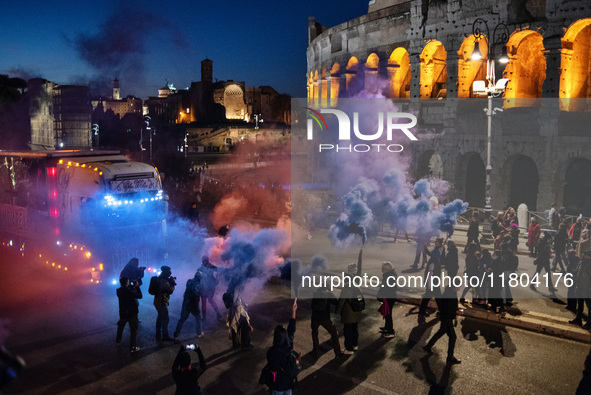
[
  {"x1": 8, "y1": 240, "x2": 12, "y2": 246},
  {"x1": 112, "y1": 279, "x2": 118, "y2": 285}
]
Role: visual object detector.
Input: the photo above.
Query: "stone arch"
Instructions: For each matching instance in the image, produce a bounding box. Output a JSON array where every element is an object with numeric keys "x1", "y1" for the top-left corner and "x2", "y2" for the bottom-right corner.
[
  {"x1": 457, "y1": 152, "x2": 486, "y2": 207},
  {"x1": 346, "y1": 56, "x2": 362, "y2": 96},
  {"x1": 330, "y1": 63, "x2": 341, "y2": 107},
  {"x1": 457, "y1": 35, "x2": 489, "y2": 98},
  {"x1": 365, "y1": 53, "x2": 380, "y2": 94},
  {"x1": 420, "y1": 41, "x2": 448, "y2": 98},
  {"x1": 560, "y1": 19, "x2": 591, "y2": 111},
  {"x1": 320, "y1": 67, "x2": 328, "y2": 108},
  {"x1": 307, "y1": 72, "x2": 314, "y2": 105},
  {"x1": 388, "y1": 48, "x2": 411, "y2": 98},
  {"x1": 503, "y1": 30, "x2": 546, "y2": 108},
  {"x1": 564, "y1": 158, "x2": 591, "y2": 215},
  {"x1": 417, "y1": 150, "x2": 443, "y2": 179},
  {"x1": 313, "y1": 70, "x2": 319, "y2": 108},
  {"x1": 503, "y1": 155, "x2": 539, "y2": 211}
]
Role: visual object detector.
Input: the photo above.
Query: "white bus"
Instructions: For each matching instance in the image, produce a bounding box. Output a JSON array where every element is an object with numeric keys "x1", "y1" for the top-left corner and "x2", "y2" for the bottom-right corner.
[{"x1": 0, "y1": 150, "x2": 167, "y2": 283}]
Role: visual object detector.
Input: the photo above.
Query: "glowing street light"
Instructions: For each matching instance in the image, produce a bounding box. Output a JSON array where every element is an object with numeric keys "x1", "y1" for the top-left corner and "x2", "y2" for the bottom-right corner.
[{"x1": 471, "y1": 18, "x2": 511, "y2": 241}]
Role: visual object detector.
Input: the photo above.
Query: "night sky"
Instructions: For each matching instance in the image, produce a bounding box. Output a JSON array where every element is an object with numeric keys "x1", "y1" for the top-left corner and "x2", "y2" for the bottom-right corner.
[{"x1": 0, "y1": 0, "x2": 369, "y2": 99}]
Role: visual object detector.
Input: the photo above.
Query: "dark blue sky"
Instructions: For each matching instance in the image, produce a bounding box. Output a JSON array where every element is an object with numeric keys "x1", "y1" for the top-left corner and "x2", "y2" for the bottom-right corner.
[{"x1": 0, "y1": 0, "x2": 368, "y2": 99}]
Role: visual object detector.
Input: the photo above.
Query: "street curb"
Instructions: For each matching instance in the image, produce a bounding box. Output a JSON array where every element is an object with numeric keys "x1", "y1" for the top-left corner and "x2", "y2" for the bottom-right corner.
[{"x1": 396, "y1": 297, "x2": 591, "y2": 343}]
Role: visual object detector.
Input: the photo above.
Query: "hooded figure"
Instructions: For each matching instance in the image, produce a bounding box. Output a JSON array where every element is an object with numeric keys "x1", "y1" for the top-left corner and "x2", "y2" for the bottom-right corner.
[
  {"x1": 227, "y1": 296, "x2": 253, "y2": 350},
  {"x1": 120, "y1": 258, "x2": 146, "y2": 285},
  {"x1": 153, "y1": 265, "x2": 176, "y2": 341}
]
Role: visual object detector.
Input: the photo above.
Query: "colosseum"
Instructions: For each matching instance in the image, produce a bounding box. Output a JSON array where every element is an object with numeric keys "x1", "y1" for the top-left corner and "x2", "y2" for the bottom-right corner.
[{"x1": 306, "y1": 0, "x2": 591, "y2": 216}]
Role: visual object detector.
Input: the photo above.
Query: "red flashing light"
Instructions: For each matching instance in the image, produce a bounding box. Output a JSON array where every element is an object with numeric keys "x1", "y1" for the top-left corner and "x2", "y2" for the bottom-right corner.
[
  {"x1": 47, "y1": 167, "x2": 57, "y2": 178},
  {"x1": 50, "y1": 209, "x2": 59, "y2": 217}
]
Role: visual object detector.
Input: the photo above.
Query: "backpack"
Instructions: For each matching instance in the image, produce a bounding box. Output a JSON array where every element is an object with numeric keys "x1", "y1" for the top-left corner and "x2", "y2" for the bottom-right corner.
[
  {"x1": 148, "y1": 276, "x2": 159, "y2": 295},
  {"x1": 284, "y1": 350, "x2": 302, "y2": 378},
  {"x1": 349, "y1": 287, "x2": 366, "y2": 312}
]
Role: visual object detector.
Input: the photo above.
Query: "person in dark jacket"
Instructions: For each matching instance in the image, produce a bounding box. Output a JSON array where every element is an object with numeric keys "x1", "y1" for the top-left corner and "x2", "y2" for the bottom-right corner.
[
  {"x1": 531, "y1": 232, "x2": 557, "y2": 293},
  {"x1": 174, "y1": 272, "x2": 203, "y2": 342},
  {"x1": 443, "y1": 240, "x2": 459, "y2": 278},
  {"x1": 377, "y1": 262, "x2": 397, "y2": 338},
  {"x1": 552, "y1": 222, "x2": 568, "y2": 272},
  {"x1": 172, "y1": 343, "x2": 206, "y2": 395},
  {"x1": 152, "y1": 266, "x2": 176, "y2": 341},
  {"x1": 310, "y1": 287, "x2": 341, "y2": 358},
  {"x1": 338, "y1": 263, "x2": 364, "y2": 354},
  {"x1": 566, "y1": 249, "x2": 581, "y2": 313},
  {"x1": 460, "y1": 242, "x2": 480, "y2": 304},
  {"x1": 423, "y1": 286, "x2": 461, "y2": 365},
  {"x1": 419, "y1": 238, "x2": 444, "y2": 315},
  {"x1": 570, "y1": 251, "x2": 591, "y2": 328},
  {"x1": 488, "y1": 250, "x2": 505, "y2": 313},
  {"x1": 116, "y1": 277, "x2": 142, "y2": 353},
  {"x1": 266, "y1": 304, "x2": 298, "y2": 394},
  {"x1": 464, "y1": 212, "x2": 481, "y2": 252}
]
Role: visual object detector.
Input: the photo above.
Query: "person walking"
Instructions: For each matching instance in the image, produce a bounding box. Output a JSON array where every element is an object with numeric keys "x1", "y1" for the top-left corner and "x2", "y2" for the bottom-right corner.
[
  {"x1": 527, "y1": 217, "x2": 541, "y2": 257},
  {"x1": 174, "y1": 271, "x2": 203, "y2": 343},
  {"x1": 464, "y1": 212, "x2": 481, "y2": 253},
  {"x1": 569, "y1": 251, "x2": 591, "y2": 328},
  {"x1": 443, "y1": 240, "x2": 459, "y2": 278},
  {"x1": 419, "y1": 238, "x2": 444, "y2": 315},
  {"x1": 338, "y1": 263, "x2": 364, "y2": 354},
  {"x1": 530, "y1": 232, "x2": 557, "y2": 293},
  {"x1": 376, "y1": 262, "x2": 397, "y2": 338},
  {"x1": 116, "y1": 277, "x2": 142, "y2": 353},
  {"x1": 423, "y1": 286, "x2": 461, "y2": 365},
  {"x1": 549, "y1": 203, "x2": 559, "y2": 232},
  {"x1": 310, "y1": 287, "x2": 341, "y2": 358},
  {"x1": 460, "y1": 243, "x2": 480, "y2": 304},
  {"x1": 566, "y1": 249, "x2": 581, "y2": 313},
  {"x1": 552, "y1": 222, "x2": 568, "y2": 272},
  {"x1": 226, "y1": 295, "x2": 253, "y2": 350},
  {"x1": 149, "y1": 266, "x2": 177, "y2": 341}
]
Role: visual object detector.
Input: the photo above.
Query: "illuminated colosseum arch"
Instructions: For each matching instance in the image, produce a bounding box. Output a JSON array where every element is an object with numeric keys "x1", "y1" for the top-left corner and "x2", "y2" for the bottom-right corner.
[
  {"x1": 346, "y1": 57, "x2": 361, "y2": 96},
  {"x1": 388, "y1": 48, "x2": 411, "y2": 98},
  {"x1": 457, "y1": 35, "x2": 489, "y2": 98},
  {"x1": 320, "y1": 68, "x2": 328, "y2": 108},
  {"x1": 420, "y1": 41, "x2": 447, "y2": 98},
  {"x1": 307, "y1": 72, "x2": 314, "y2": 105},
  {"x1": 313, "y1": 70, "x2": 319, "y2": 108},
  {"x1": 560, "y1": 19, "x2": 591, "y2": 111},
  {"x1": 503, "y1": 30, "x2": 546, "y2": 108},
  {"x1": 330, "y1": 63, "x2": 341, "y2": 107},
  {"x1": 365, "y1": 53, "x2": 380, "y2": 94}
]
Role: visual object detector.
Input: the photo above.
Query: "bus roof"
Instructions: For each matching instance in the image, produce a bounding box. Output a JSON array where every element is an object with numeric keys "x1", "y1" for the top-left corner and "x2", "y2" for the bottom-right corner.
[{"x1": 0, "y1": 150, "x2": 121, "y2": 159}]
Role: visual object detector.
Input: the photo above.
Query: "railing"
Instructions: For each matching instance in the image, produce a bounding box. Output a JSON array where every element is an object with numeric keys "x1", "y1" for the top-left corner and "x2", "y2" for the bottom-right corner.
[{"x1": 457, "y1": 206, "x2": 590, "y2": 234}]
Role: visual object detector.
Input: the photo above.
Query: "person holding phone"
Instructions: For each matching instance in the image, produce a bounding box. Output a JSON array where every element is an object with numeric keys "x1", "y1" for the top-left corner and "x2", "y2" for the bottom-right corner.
[{"x1": 172, "y1": 343, "x2": 207, "y2": 395}]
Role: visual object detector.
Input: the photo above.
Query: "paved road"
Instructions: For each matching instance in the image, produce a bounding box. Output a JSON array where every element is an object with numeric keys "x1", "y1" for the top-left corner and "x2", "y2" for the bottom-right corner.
[{"x1": 0, "y1": 247, "x2": 588, "y2": 395}]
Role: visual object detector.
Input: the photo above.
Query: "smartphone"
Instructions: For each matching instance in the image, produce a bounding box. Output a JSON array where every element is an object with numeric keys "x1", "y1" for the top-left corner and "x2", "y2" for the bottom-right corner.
[{"x1": 186, "y1": 344, "x2": 195, "y2": 350}]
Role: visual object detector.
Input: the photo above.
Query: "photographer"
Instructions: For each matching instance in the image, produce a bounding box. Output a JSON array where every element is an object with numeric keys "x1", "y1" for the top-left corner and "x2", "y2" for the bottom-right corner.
[
  {"x1": 149, "y1": 266, "x2": 176, "y2": 341},
  {"x1": 116, "y1": 277, "x2": 142, "y2": 353},
  {"x1": 120, "y1": 258, "x2": 146, "y2": 286},
  {"x1": 172, "y1": 343, "x2": 207, "y2": 395}
]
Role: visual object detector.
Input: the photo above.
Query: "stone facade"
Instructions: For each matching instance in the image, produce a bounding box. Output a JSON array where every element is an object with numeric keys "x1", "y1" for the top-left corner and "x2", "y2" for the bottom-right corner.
[{"x1": 306, "y1": 0, "x2": 591, "y2": 216}]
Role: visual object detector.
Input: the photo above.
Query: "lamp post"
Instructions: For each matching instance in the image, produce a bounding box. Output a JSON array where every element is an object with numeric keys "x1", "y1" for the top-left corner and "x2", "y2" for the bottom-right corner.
[
  {"x1": 471, "y1": 18, "x2": 510, "y2": 242},
  {"x1": 254, "y1": 113, "x2": 263, "y2": 130}
]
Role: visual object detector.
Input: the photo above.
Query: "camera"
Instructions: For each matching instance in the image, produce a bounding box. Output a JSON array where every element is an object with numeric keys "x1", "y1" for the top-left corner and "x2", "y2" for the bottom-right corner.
[{"x1": 185, "y1": 344, "x2": 195, "y2": 350}]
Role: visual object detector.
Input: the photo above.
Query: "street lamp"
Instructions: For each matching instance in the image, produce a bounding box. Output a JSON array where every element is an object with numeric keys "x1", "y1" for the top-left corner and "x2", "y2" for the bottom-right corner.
[
  {"x1": 470, "y1": 18, "x2": 510, "y2": 242},
  {"x1": 92, "y1": 124, "x2": 99, "y2": 149},
  {"x1": 254, "y1": 113, "x2": 263, "y2": 130}
]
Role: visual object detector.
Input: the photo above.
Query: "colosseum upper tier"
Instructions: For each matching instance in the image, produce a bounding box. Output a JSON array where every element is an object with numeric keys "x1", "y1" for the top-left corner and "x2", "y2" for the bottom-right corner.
[{"x1": 306, "y1": 0, "x2": 591, "y2": 216}]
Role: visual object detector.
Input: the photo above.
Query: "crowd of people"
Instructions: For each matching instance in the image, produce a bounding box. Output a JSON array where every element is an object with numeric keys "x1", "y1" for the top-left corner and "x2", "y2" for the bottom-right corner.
[{"x1": 110, "y1": 202, "x2": 591, "y2": 394}]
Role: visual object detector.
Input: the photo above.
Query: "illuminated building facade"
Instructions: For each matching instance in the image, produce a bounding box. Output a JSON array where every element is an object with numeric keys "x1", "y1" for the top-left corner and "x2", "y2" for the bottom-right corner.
[
  {"x1": 29, "y1": 79, "x2": 92, "y2": 150},
  {"x1": 306, "y1": 0, "x2": 591, "y2": 215}
]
